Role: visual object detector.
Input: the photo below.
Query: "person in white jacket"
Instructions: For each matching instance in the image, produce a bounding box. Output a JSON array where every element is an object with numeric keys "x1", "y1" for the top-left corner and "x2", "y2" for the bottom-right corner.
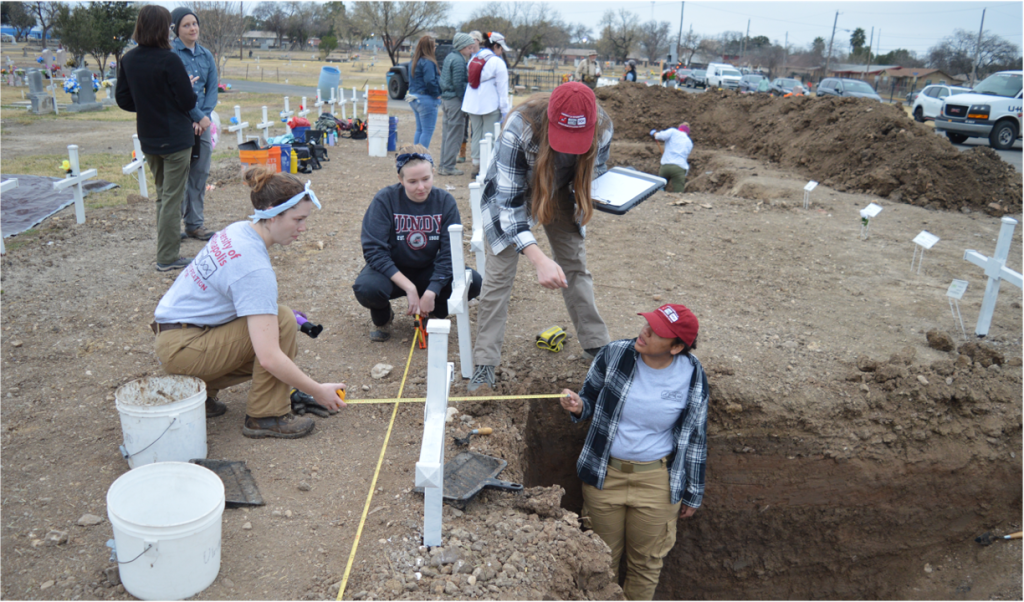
[
  {"x1": 651, "y1": 123, "x2": 693, "y2": 193},
  {"x1": 461, "y1": 31, "x2": 511, "y2": 177}
]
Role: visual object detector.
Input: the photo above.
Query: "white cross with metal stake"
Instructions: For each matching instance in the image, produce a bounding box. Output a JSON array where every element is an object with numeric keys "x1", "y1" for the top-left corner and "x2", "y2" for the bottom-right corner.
[
  {"x1": 910, "y1": 231, "x2": 939, "y2": 275},
  {"x1": 1, "y1": 178, "x2": 19, "y2": 255},
  {"x1": 256, "y1": 106, "x2": 273, "y2": 142},
  {"x1": 52, "y1": 145, "x2": 97, "y2": 225},
  {"x1": 447, "y1": 224, "x2": 475, "y2": 379},
  {"x1": 963, "y1": 216, "x2": 1023, "y2": 337},
  {"x1": 281, "y1": 97, "x2": 294, "y2": 133},
  {"x1": 227, "y1": 105, "x2": 249, "y2": 147},
  {"x1": 416, "y1": 319, "x2": 454, "y2": 547},
  {"x1": 121, "y1": 134, "x2": 148, "y2": 198}
]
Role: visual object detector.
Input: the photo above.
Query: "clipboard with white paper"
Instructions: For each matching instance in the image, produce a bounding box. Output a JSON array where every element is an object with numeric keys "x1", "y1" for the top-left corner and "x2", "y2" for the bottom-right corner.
[{"x1": 591, "y1": 167, "x2": 667, "y2": 215}]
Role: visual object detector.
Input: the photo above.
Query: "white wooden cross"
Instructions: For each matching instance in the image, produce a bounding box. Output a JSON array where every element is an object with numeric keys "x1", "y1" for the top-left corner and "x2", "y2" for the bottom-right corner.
[
  {"x1": 493, "y1": 121, "x2": 502, "y2": 145},
  {"x1": 964, "y1": 216, "x2": 1023, "y2": 337},
  {"x1": 52, "y1": 145, "x2": 96, "y2": 224},
  {"x1": 121, "y1": 134, "x2": 148, "y2": 198},
  {"x1": 416, "y1": 319, "x2": 454, "y2": 547},
  {"x1": 911, "y1": 231, "x2": 939, "y2": 275},
  {"x1": 0, "y1": 178, "x2": 18, "y2": 255},
  {"x1": 298, "y1": 96, "x2": 310, "y2": 119},
  {"x1": 477, "y1": 134, "x2": 492, "y2": 186},
  {"x1": 256, "y1": 105, "x2": 273, "y2": 142},
  {"x1": 314, "y1": 88, "x2": 325, "y2": 115},
  {"x1": 328, "y1": 87, "x2": 336, "y2": 117},
  {"x1": 227, "y1": 105, "x2": 249, "y2": 147},
  {"x1": 467, "y1": 182, "x2": 487, "y2": 277},
  {"x1": 448, "y1": 225, "x2": 475, "y2": 379},
  {"x1": 363, "y1": 84, "x2": 369, "y2": 115},
  {"x1": 281, "y1": 97, "x2": 294, "y2": 133}
]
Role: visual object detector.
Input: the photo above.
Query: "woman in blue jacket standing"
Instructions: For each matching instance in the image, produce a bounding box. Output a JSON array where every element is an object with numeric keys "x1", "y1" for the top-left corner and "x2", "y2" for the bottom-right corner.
[{"x1": 408, "y1": 36, "x2": 442, "y2": 149}]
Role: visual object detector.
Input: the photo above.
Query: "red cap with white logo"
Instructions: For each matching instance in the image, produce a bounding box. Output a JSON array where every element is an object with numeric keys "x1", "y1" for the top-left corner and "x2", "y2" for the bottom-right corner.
[
  {"x1": 638, "y1": 304, "x2": 699, "y2": 346},
  {"x1": 547, "y1": 82, "x2": 597, "y2": 155}
]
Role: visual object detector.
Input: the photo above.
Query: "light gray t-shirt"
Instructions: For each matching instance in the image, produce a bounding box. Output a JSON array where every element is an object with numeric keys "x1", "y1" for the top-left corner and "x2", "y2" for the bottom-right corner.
[
  {"x1": 154, "y1": 221, "x2": 278, "y2": 326},
  {"x1": 609, "y1": 353, "x2": 695, "y2": 462}
]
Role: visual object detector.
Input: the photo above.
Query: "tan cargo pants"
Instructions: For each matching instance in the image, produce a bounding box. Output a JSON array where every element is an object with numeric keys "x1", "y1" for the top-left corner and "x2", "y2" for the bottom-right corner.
[
  {"x1": 154, "y1": 305, "x2": 295, "y2": 418},
  {"x1": 581, "y1": 458, "x2": 682, "y2": 601}
]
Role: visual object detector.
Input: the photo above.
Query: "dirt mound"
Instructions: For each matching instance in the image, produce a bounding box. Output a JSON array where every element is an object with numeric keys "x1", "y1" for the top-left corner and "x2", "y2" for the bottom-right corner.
[
  {"x1": 597, "y1": 83, "x2": 1021, "y2": 214},
  {"x1": 208, "y1": 157, "x2": 244, "y2": 187}
]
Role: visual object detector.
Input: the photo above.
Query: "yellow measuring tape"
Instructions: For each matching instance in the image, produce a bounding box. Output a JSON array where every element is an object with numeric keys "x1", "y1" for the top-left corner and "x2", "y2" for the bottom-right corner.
[
  {"x1": 345, "y1": 393, "x2": 566, "y2": 405},
  {"x1": 337, "y1": 331, "x2": 419, "y2": 601}
]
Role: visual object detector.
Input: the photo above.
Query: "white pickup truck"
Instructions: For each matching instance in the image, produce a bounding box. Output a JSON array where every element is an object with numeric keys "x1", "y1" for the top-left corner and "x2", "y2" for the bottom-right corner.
[
  {"x1": 706, "y1": 64, "x2": 742, "y2": 90},
  {"x1": 933, "y1": 70, "x2": 1022, "y2": 150}
]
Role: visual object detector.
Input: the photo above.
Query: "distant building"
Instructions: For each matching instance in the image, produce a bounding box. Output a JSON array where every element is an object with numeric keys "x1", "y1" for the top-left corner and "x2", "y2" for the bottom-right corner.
[{"x1": 243, "y1": 31, "x2": 286, "y2": 49}]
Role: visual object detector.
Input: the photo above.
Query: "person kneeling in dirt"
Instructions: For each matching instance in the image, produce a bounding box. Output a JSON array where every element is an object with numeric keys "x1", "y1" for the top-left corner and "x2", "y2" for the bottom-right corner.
[
  {"x1": 352, "y1": 145, "x2": 482, "y2": 342},
  {"x1": 650, "y1": 123, "x2": 693, "y2": 193},
  {"x1": 783, "y1": 85, "x2": 805, "y2": 98},
  {"x1": 559, "y1": 303, "x2": 708, "y2": 601},
  {"x1": 152, "y1": 166, "x2": 346, "y2": 439}
]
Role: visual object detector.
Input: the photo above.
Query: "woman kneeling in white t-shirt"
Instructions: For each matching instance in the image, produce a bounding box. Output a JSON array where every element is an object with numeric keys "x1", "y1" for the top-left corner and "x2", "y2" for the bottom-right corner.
[{"x1": 152, "y1": 166, "x2": 346, "y2": 439}]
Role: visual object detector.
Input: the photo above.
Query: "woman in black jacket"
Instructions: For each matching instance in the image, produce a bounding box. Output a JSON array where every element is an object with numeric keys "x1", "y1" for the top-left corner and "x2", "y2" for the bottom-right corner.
[{"x1": 116, "y1": 5, "x2": 198, "y2": 272}]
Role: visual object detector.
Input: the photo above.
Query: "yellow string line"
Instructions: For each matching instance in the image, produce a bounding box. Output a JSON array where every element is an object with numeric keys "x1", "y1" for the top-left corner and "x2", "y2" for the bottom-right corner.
[
  {"x1": 344, "y1": 393, "x2": 567, "y2": 405},
  {"x1": 337, "y1": 330, "x2": 420, "y2": 601}
]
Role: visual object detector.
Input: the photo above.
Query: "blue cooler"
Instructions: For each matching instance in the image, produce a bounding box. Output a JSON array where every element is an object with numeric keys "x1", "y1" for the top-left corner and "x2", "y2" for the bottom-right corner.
[
  {"x1": 274, "y1": 144, "x2": 292, "y2": 172},
  {"x1": 387, "y1": 116, "x2": 398, "y2": 152},
  {"x1": 291, "y1": 126, "x2": 310, "y2": 142}
]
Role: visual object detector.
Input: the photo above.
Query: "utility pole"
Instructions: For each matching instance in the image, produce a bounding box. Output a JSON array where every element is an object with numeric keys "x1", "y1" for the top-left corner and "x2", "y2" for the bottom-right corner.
[
  {"x1": 239, "y1": 1, "x2": 244, "y2": 61},
  {"x1": 741, "y1": 19, "x2": 750, "y2": 61},
  {"x1": 970, "y1": 8, "x2": 986, "y2": 87},
  {"x1": 865, "y1": 27, "x2": 874, "y2": 88},
  {"x1": 677, "y1": 2, "x2": 685, "y2": 66},
  {"x1": 783, "y1": 32, "x2": 788, "y2": 76},
  {"x1": 825, "y1": 11, "x2": 839, "y2": 78}
]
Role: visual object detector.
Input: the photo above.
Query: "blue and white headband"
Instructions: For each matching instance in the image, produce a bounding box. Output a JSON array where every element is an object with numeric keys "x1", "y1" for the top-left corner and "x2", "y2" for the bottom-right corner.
[
  {"x1": 249, "y1": 180, "x2": 322, "y2": 223},
  {"x1": 396, "y1": 152, "x2": 433, "y2": 174}
]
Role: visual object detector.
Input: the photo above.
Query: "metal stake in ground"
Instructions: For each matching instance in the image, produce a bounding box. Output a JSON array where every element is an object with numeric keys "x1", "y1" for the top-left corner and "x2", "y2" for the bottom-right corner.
[
  {"x1": 946, "y1": 279, "x2": 969, "y2": 340},
  {"x1": 0, "y1": 178, "x2": 18, "y2": 254},
  {"x1": 416, "y1": 319, "x2": 454, "y2": 547},
  {"x1": 121, "y1": 135, "x2": 148, "y2": 198},
  {"x1": 859, "y1": 202, "x2": 882, "y2": 239},
  {"x1": 910, "y1": 230, "x2": 939, "y2": 275},
  {"x1": 52, "y1": 145, "x2": 97, "y2": 225},
  {"x1": 803, "y1": 180, "x2": 818, "y2": 209},
  {"x1": 963, "y1": 216, "x2": 1023, "y2": 337}
]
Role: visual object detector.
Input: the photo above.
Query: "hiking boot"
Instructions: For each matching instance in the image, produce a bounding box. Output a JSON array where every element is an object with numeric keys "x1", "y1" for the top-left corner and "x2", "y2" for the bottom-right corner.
[
  {"x1": 458, "y1": 142, "x2": 467, "y2": 162},
  {"x1": 438, "y1": 167, "x2": 464, "y2": 176},
  {"x1": 205, "y1": 396, "x2": 227, "y2": 418},
  {"x1": 156, "y1": 256, "x2": 193, "y2": 272},
  {"x1": 242, "y1": 413, "x2": 315, "y2": 439},
  {"x1": 370, "y1": 309, "x2": 394, "y2": 342},
  {"x1": 467, "y1": 365, "x2": 496, "y2": 392},
  {"x1": 186, "y1": 227, "x2": 214, "y2": 241},
  {"x1": 581, "y1": 347, "x2": 604, "y2": 361}
]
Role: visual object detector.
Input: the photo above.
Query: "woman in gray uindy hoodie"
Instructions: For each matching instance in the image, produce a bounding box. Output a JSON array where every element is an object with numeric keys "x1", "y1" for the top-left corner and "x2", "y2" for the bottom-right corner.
[{"x1": 353, "y1": 146, "x2": 482, "y2": 342}]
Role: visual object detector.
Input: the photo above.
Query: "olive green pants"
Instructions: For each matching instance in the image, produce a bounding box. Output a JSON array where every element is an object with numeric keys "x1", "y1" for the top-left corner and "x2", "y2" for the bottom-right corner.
[
  {"x1": 154, "y1": 305, "x2": 296, "y2": 418},
  {"x1": 658, "y1": 164, "x2": 688, "y2": 193},
  {"x1": 581, "y1": 458, "x2": 681, "y2": 600},
  {"x1": 147, "y1": 147, "x2": 191, "y2": 264}
]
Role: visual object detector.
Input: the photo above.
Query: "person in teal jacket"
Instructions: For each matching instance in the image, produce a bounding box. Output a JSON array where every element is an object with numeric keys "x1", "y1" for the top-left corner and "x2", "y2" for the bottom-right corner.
[{"x1": 437, "y1": 33, "x2": 477, "y2": 176}]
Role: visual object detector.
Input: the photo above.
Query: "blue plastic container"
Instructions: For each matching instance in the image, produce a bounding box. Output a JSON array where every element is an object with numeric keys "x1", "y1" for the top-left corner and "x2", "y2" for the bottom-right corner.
[
  {"x1": 318, "y1": 67, "x2": 341, "y2": 106},
  {"x1": 291, "y1": 126, "x2": 310, "y2": 142},
  {"x1": 274, "y1": 144, "x2": 292, "y2": 173},
  {"x1": 387, "y1": 116, "x2": 398, "y2": 152}
]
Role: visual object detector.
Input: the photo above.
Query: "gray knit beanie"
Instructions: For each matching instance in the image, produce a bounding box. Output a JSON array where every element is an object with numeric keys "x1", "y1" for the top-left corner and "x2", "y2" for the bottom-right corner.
[{"x1": 453, "y1": 33, "x2": 474, "y2": 52}]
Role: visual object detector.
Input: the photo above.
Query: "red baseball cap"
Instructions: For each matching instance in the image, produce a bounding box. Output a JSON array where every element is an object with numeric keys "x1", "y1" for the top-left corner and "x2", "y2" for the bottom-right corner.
[
  {"x1": 548, "y1": 82, "x2": 597, "y2": 155},
  {"x1": 638, "y1": 304, "x2": 699, "y2": 346}
]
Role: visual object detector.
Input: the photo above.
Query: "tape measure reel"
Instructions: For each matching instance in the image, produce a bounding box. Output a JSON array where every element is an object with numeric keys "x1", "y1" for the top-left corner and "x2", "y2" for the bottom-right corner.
[{"x1": 536, "y1": 326, "x2": 568, "y2": 353}]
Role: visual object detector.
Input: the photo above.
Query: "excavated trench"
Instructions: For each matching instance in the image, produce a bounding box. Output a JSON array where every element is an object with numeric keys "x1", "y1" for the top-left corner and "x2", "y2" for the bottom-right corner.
[{"x1": 517, "y1": 378, "x2": 1022, "y2": 599}]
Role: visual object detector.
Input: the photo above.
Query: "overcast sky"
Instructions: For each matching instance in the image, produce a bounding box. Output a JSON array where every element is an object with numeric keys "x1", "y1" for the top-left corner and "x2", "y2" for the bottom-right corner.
[{"x1": 150, "y1": 0, "x2": 1023, "y2": 59}]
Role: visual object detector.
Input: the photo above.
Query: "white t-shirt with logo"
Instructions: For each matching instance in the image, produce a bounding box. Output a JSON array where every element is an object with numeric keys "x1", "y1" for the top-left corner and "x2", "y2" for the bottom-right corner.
[
  {"x1": 609, "y1": 353, "x2": 695, "y2": 463},
  {"x1": 154, "y1": 221, "x2": 278, "y2": 326}
]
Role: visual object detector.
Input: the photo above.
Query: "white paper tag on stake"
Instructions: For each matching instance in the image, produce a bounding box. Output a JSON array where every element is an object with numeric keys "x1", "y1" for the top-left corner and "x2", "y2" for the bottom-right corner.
[
  {"x1": 946, "y1": 279, "x2": 968, "y2": 300},
  {"x1": 860, "y1": 202, "x2": 883, "y2": 219},
  {"x1": 912, "y1": 231, "x2": 940, "y2": 249},
  {"x1": 804, "y1": 180, "x2": 818, "y2": 192}
]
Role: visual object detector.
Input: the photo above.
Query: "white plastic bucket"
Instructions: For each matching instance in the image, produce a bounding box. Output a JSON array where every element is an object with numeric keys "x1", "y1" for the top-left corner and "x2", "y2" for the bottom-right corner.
[
  {"x1": 107, "y1": 462, "x2": 224, "y2": 600},
  {"x1": 115, "y1": 375, "x2": 207, "y2": 468}
]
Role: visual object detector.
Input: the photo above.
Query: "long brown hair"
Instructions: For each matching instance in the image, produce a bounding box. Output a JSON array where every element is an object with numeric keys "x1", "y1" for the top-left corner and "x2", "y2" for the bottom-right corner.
[
  {"x1": 243, "y1": 166, "x2": 304, "y2": 211},
  {"x1": 133, "y1": 5, "x2": 172, "y2": 49},
  {"x1": 514, "y1": 93, "x2": 607, "y2": 226},
  {"x1": 410, "y1": 36, "x2": 437, "y2": 78}
]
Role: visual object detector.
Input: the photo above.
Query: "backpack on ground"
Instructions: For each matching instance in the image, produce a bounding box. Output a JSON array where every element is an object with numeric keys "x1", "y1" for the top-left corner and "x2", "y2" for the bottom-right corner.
[{"x1": 344, "y1": 118, "x2": 367, "y2": 140}]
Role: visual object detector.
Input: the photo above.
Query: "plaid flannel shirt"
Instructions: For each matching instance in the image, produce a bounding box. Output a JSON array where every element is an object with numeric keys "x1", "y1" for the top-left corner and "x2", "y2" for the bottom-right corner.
[
  {"x1": 571, "y1": 338, "x2": 709, "y2": 507},
  {"x1": 479, "y1": 106, "x2": 613, "y2": 254}
]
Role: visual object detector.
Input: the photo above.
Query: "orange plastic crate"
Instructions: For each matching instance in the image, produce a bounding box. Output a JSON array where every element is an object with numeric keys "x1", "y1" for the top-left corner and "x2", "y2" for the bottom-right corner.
[
  {"x1": 368, "y1": 90, "x2": 388, "y2": 99},
  {"x1": 239, "y1": 149, "x2": 281, "y2": 172}
]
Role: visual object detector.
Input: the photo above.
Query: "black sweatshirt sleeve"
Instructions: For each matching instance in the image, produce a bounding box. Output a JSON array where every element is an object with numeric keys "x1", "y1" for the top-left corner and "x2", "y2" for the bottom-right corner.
[
  {"x1": 361, "y1": 189, "x2": 400, "y2": 279},
  {"x1": 165, "y1": 54, "x2": 198, "y2": 116},
  {"x1": 114, "y1": 60, "x2": 135, "y2": 113},
  {"x1": 428, "y1": 192, "x2": 462, "y2": 295}
]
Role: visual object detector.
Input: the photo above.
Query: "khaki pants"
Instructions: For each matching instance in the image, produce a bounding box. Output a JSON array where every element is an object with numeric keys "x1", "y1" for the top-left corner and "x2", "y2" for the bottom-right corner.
[
  {"x1": 472, "y1": 203, "x2": 610, "y2": 366},
  {"x1": 147, "y1": 147, "x2": 191, "y2": 264},
  {"x1": 581, "y1": 458, "x2": 681, "y2": 601},
  {"x1": 154, "y1": 305, "x2": 295, "y2": 418},
  {"x1": 469, "y1": 110, "x2": 501, "y2": 166},
  {"x1": 439, "y1": 97, "x2": 466, "y2": 172}
]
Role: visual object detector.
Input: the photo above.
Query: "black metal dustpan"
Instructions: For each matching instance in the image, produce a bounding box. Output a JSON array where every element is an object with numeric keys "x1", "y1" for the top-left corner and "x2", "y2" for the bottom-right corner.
[
  {"x1": 190, "y1": 459, "x2": 265, "y2": 508},
  {"x1": 415, "y1": 451, "x2": 523, "y2": 504}
]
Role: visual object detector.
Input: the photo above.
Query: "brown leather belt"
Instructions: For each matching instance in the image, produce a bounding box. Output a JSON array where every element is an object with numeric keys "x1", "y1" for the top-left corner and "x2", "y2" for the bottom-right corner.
[
  {"x1": 151, "y1": 321, "x2": 206, "y2": 335},
  {"x1": 608, "y1": 456, "x2": 668, "y2": 474}
]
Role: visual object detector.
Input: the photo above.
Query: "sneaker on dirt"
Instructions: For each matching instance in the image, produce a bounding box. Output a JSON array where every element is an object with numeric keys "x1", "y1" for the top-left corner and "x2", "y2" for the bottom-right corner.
[
  {"x1": 156, "y1": 256, "x2": 193, "y2": 272},
  {"x1": 467, "y1": 365, "x2": 496, "y2": 392},
  {"x1": 370, "y1": 309, "x2": 394, "y2": 342}
]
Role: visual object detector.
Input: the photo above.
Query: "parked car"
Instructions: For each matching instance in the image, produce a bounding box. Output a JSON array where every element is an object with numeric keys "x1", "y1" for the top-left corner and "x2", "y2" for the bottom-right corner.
[
  {"x1": 906, "y1": 90, "x2": 921, "y2": 104},
  {"x1": 738, "y1": 74, "x2": 766, "y2": 93},
  {"x1": 706, "y1": 63, "x2": 742, "y2": 89},
  {"x1": 934, "y1": 70, "x2": 1022, "y2": 150},
  {"x1": 676, "y1": 68, "x2": 693, "y2": 81},
  {"x1": 684, "y1": 69, "x2": 707, "y2": 89},
  {"x1": 387, "y1": 39, "x2": 453, "y2": 100},
  {"x1": 769, "y1": 77, "x2": 801, "y2": 96},
  {"x1": 912, "y1": 84, "x2": 972, "y2": 122},
  {"x1": 815, "y1": 78, "x2": 883, "y2": 102}
]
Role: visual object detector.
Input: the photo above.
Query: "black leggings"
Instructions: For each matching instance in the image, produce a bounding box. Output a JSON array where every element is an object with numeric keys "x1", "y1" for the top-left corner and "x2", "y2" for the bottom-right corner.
[{"x1": 352, "y1": 264, "x2": 483, "y2": 326}]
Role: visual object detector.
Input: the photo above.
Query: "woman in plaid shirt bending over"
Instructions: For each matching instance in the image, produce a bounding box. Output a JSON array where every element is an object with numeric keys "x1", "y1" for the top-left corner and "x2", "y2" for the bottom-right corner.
[{"x1": 468, "y1": 82, "x2": 614, "y2": 391}]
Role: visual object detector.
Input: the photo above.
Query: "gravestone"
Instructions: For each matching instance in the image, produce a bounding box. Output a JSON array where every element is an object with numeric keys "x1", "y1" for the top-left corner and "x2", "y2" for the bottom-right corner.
[
  {"x1": 41, "y1": 48, "x2": 54, "y2": 72},
  {"x1": 27, "y1": 69, "x2": 54, "y2": 114},
  {"x1": 55, "y1": 49, "x2": 66, "y2": 70},
  {"x1": 65, "y1": 68, "x2": 103, "y2": 113}
]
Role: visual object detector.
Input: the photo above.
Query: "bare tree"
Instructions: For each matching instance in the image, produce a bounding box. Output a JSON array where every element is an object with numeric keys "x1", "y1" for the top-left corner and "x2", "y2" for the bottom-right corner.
[
  {"x1": 596, "y1": 8, "x2": 639, "y2": 63},
  {"x1": 461, "y1": 2, "x2": 562, "y2": 69},
  {"x1": 286, "y1": 2, "x2": 327, "y2": 50},
  {"x1": 29, "y1": 0, "x2": 59, "y2": 48},
  {"x1": 350, "y1": 1, "x2": 451, "y2": 66},
  {"x1": 6, "y1": 2, "x2": 37, "y2": 42},
  {"x1": 677, "y1": 28, "x2": 702, "y2": 66},
  {"x1": 638, "y1": 20, "x2": 671, "y2": 63},
  {"x1": 254, "y1": 2, "x2": 288, "y2": 49},
  {"x1": 928, "y1": 29, "x2": 1020, "y2": 77},
  {"x1": 183, "y1": 1, "x2": 246, "y2": 74}
]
